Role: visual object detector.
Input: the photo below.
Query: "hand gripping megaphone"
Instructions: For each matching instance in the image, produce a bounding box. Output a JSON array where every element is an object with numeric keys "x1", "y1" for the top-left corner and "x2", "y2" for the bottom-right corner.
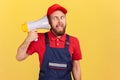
[{"x1": 22, "y1": 16, "x2": 50, "y2": 32}]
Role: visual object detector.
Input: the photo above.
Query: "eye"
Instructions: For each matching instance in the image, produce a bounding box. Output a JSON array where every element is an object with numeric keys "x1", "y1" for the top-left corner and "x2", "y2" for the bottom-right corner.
[
  {"x1": 53, "y1": 16, "x2": 58, "y2": 20},
  {"x1": 61, "y1": 16, "x2": 65, "y2": 19}
]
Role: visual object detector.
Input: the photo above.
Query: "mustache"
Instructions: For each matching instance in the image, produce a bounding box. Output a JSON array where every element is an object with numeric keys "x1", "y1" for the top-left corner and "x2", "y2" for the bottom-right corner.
[{"x1": 56, "y1": 23, "x2": 64, "y2": 27}]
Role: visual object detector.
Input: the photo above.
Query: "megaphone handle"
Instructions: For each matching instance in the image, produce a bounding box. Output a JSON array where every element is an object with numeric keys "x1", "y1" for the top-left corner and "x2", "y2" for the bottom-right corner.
[{"x1": 34, "y1": 38, "x2": 38, "y2": 42}]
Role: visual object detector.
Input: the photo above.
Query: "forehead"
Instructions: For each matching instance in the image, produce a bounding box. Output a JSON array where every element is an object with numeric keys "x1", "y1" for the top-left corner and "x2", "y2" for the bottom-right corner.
[{"x1": 50, "y1": 10, "x2": 65, "y2": 17}]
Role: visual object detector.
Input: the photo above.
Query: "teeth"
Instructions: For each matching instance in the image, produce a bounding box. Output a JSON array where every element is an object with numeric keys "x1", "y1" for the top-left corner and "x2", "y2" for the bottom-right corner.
[{"x1": 58, "y1": 26, "x2": 62, "y2": 29}]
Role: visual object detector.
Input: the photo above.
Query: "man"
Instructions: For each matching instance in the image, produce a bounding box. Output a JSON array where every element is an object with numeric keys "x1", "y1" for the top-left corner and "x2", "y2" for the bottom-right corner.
[{"x1": 16, "y1": 4, "x2": 82, "y2": 80}]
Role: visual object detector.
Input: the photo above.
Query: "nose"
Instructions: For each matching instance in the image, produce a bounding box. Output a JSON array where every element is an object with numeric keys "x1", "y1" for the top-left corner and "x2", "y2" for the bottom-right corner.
[{"x1": 57, "y1": 18, "x2": 62, "y2": 24}]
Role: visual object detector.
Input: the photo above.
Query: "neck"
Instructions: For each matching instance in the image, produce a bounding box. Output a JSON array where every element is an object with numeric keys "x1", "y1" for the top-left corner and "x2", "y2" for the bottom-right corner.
[{"x1": 51, "y1": 30, "x2": 62, "y2": 38}]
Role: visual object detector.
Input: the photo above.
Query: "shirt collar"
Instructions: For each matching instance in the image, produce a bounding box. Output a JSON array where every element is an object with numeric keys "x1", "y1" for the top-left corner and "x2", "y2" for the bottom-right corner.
[{"x1": 48, "y1": 30, "x2": 66, "y2": 41}]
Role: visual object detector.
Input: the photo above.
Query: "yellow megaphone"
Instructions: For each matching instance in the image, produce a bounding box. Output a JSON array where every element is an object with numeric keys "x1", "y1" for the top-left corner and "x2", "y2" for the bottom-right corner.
[{"x1": 22, "y1": 16, "x2": 50, "y2": 32}]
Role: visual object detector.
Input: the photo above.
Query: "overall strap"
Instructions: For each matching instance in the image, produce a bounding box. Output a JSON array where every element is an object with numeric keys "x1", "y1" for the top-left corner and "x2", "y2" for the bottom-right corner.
[
  {"x1": 45, "y1": 33, "x2": 49, "y2": 45},
  {"x1": 65, "y1": 34, "x2": 70, "y2": 47}
]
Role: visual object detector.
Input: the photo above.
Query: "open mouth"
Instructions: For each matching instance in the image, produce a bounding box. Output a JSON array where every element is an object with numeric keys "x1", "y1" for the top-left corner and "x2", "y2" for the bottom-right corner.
[{"x1": 56, "y1": 25, "x2": 63, "y2": 30}]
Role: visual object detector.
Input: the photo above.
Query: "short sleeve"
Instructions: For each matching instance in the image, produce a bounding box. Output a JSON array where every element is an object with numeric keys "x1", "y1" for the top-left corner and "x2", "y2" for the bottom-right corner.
[
  {"x1": 27, "y1": 41, "x2": 37, "y2": 55},
  {"x1": 72, "y1": 37, "x2": 82, "y2": 60}
]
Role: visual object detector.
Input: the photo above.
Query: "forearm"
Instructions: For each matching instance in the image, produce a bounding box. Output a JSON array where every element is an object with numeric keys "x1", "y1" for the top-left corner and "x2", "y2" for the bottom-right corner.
[
  {"x1": 16, "y1": 39, "x2": 31, "y2": 61},
  {"x1": 16, "y1": 30, "x2": 38, "y2": 61},
  {"x1": 72, "y1": 60, "x2": 81, "y2": 80},
  {"x1": 72, "y1": 68, "x2": 81, "y2": 80}
]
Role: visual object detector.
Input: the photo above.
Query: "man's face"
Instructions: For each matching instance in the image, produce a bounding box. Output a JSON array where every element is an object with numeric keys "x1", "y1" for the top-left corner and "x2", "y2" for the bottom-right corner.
[{"x1": 49, "y1": 10, "x2": 66, "y2": 36}]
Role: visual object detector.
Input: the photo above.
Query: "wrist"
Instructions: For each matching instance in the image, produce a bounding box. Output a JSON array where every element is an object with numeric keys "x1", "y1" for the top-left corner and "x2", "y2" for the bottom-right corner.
[{"x1": 25, "y1": 38, "x2": 33, "y2": 43}]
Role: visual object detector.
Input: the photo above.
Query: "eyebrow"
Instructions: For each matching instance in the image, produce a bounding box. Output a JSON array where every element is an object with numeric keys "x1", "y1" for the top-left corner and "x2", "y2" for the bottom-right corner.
[{"x1": 52, "y1": 15, "x2": 65, "y2": 18}]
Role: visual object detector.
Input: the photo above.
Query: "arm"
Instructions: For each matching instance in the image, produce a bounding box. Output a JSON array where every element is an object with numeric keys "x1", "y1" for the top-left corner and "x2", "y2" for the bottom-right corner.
[
  {"x1": 72, "y1": 60, "x2": 82, "y2": 80},
  {"x1": 16, "y1": 30, "x2": 38, "y2": 61}
]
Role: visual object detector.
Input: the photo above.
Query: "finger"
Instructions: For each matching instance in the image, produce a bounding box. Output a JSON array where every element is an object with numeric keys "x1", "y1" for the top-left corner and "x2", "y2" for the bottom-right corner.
[{"x1": 30, "y1": 29, "x2": 38, "y2": 33}]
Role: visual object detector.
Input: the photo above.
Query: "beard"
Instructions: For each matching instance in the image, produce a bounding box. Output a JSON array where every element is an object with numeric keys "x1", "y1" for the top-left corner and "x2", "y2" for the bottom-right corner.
[{"x1": 51, "y1": 25, "x2": 66, "y2": 36}]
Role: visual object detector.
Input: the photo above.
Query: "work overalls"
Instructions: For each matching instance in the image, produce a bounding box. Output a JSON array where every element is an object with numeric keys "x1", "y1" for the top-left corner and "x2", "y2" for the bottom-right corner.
[{"x1": 39, "y1": 33, "x2": 72, "y2": 80}]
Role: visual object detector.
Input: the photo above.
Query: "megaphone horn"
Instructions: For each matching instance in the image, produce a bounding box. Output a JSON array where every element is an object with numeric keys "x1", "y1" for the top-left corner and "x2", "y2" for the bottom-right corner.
[{"x1": 22, "y1": 16, "x2": 50, "y2": 32}]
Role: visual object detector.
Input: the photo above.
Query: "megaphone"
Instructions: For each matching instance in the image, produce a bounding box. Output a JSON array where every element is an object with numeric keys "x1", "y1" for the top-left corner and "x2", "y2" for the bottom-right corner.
[{"x1": 22, "y1": 16, "x2": 50, "y2": 32}]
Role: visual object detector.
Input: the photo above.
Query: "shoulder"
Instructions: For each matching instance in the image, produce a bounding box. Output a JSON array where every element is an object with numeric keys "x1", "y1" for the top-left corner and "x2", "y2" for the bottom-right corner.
[
  {"x1": 67, "y1": 34, "x2": 80, "y2": 47},
  {"x1": 38, "y1": 32, "x2": 47, "y2": 40},
  {"x1": 68, "y1": 35, "x2": 79, "y2": 42}
]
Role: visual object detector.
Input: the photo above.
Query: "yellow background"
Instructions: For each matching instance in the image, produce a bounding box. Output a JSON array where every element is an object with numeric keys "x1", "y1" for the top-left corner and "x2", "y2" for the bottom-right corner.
[{"x1": 0, "y1": 0, "x2": 120, "y2": 80}]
